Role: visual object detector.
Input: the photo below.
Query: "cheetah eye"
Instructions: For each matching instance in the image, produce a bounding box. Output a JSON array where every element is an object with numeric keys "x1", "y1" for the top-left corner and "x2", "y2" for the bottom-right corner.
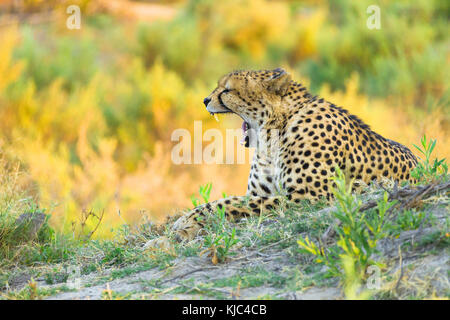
[{"x1": 222, "y1": 88, "x2": 231, "y2": 94}]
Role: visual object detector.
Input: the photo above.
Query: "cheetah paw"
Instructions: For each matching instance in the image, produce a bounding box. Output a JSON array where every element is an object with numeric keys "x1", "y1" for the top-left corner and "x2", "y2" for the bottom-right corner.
[
  {"x1": 172, "y1": 214, "x2": 202, "y2": 242},
  {"x1": 143, "y1": 236, "x2": 173, "y2": 251}
]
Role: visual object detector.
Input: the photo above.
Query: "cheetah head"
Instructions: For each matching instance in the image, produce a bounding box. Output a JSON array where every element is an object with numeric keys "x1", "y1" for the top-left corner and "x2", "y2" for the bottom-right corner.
[{"x1": 203, "y1": 68, "x2": 292, "y2": 147}]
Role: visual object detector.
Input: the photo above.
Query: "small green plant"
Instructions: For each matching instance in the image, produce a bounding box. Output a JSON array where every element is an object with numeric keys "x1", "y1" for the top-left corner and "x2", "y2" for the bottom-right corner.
[
  {"x1": 411, "y1": 135, "x2": 448, "y2": 183},
  {"x1": 203, "y1": 227, "x2": 239, "y2": 264},
  {"x1": 191, "y1": 183, "x2": 212, "y2": 207},
  {"x1": 190, "y1": 183, "x2": 240, "y2": 264},
  {"x1": 298, "y1": 168, "x2": 395, "y2": 297},
  {"x1": 201, "y1": 206, "x2": 239, "y2": 264},
  {"x1": 388, "y1": 210, "x2": 428, "y2": 237}
]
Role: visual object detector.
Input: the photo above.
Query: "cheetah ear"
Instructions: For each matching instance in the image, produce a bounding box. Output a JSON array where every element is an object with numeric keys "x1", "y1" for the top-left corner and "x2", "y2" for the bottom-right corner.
[{"x1": 264, "y1": 68, "x2": 292, "y2": 96}]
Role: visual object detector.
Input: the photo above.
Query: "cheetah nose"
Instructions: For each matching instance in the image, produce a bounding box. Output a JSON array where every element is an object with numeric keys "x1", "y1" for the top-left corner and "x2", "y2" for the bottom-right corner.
[{"x1": 203, "y1": 97, "x2": 211, "y2": 107}]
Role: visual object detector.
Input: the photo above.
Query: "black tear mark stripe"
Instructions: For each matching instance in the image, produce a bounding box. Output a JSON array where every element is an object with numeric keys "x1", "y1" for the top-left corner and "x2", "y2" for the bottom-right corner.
[{"x1": 218, "y1": 89, "x2": 230, "y2": 109}]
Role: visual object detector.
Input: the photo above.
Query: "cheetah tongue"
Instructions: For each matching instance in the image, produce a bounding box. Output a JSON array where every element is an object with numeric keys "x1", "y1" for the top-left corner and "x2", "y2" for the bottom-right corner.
[{"x1": 240, "y1": 121, "x2": 249, "y2": 146}]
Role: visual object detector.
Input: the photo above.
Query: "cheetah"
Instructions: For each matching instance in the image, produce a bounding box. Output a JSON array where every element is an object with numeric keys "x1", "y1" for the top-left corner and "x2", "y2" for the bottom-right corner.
[{"x1": 172, "y1": 68, "x2": 418, "y2": 241}]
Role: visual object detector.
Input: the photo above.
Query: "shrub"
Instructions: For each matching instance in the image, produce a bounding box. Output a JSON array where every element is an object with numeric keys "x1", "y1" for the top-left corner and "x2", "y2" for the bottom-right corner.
[
  {"x1": 298, "y1": 168, "x2": 395, "y2": 297},
  {"x1": 411, "y1": 135, "x2": 448, "y2": 183}
]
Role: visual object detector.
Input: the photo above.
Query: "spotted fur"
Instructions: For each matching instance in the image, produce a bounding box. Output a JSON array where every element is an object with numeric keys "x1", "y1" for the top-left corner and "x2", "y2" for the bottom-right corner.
[{"x1": 172, "y1": 68, "x2": 418, "y2": 241}]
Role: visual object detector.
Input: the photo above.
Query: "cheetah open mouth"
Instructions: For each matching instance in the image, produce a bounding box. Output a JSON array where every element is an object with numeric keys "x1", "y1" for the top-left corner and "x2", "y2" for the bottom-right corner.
[{"x1": 209, "y1": 111, "x2": 250, "y2": 148}]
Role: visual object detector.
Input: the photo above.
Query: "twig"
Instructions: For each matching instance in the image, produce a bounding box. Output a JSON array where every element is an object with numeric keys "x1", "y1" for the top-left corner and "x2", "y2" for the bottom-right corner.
[
  {"x1": 159, "y1": 266, "x2": 219, "y2": 285},
  {"x1": 230, "y1": 235, "x2": 296, "y2": 262},
  {"x1": 87, "y1": 209, "x2": 105, "y2": 240}
]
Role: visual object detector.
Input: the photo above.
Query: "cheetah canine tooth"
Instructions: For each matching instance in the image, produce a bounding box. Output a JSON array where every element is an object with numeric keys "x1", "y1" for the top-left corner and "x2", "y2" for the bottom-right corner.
[{"x1": 213, "y1": 113, "x2": 220, "y2": 122}]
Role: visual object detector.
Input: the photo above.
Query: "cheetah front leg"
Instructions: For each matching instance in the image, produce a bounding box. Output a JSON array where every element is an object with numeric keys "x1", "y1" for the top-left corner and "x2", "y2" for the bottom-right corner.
[{"x1": 172, "y1": 195, "x2": 283, "y2": 242}]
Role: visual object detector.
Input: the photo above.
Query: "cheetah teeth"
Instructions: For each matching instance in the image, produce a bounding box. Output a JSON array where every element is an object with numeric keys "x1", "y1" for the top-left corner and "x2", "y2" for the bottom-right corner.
[{"x1": 212, "y1": 113, "x2": 220, "y2": 122}]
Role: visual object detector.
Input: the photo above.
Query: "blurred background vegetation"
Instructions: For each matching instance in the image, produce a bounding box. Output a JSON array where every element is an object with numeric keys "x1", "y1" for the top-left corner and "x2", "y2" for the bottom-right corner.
[{"x1": 0, "y1": 0, "x2": 448, "y2": 237}]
